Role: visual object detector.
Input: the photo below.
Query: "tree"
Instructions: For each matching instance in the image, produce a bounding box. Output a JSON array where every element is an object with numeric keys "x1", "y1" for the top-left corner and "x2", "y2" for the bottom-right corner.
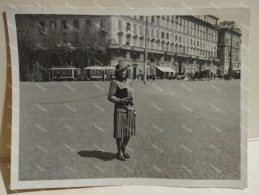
[
  {"x1": 16, "y1": 15, "x2": 110, "y2": 81},
  {"x1": 78, "y1": 24, "x2": 109, "y2": 66},
  {"x1": 16, "y1": 16, "x2": 43, "y2": 80}
]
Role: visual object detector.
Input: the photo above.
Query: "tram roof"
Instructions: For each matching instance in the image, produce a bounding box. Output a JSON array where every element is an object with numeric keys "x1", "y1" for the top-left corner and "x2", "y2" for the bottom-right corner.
[
  {"x1": 49, "y1": 67, "x2": 79, "y2": 70},
  {"x1": 84, "y1": 66, "x2": 115, "y2": 70}
]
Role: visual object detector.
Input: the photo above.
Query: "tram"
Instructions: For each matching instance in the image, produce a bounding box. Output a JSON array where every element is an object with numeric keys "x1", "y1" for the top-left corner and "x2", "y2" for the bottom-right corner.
[
  {"x1": 48, "y1": 67, "x2": 80, "y2": 81},
  {"x1": 83, "y1": 66, "x2": 115, "y2": 81}
]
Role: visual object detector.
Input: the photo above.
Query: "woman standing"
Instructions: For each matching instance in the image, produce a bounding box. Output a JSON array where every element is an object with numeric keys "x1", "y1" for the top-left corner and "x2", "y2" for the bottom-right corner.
[{"x1": 108, "y1": 62, "x2": 136, "y2": 161}]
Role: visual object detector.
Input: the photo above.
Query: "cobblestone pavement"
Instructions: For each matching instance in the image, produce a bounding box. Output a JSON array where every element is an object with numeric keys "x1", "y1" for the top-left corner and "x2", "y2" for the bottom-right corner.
[{"x1": 19, "y1": 79, "x2": 240, "y2": 180}]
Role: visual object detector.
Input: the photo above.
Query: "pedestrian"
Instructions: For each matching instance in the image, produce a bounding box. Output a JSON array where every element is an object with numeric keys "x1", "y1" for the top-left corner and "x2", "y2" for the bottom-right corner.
[{"x1": 108, "y1": 62, "x2": 136, "y2": 161}]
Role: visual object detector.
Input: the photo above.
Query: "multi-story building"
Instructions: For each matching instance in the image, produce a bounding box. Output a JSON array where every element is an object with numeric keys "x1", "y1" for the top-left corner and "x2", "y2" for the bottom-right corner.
[
  {"x1": 17, "y1": 14, "x2": 220, "y2": 80},
  {"x1": 217, "y1": 21, "x2": 242, "y2": 75},
  {"x1": 109, "y1": 15, "x2": 219, "y2": 79}
]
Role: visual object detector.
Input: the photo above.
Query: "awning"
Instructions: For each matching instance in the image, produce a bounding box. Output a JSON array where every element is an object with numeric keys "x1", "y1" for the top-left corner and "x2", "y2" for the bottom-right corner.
[{"x1": 156, "y1": 66, "x2": 175, "y2": 73}]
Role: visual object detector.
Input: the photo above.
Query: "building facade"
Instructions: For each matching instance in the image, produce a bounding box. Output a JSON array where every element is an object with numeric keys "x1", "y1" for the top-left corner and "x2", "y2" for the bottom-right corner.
[
  {"x1": 109, "y1": 15, "x2": 219, "y2": 79},
  {"x1": 217, "y1": 21, "x2": 242, "y2": 75},
  {"x1": 17, "y1": 14, "x2": 221, "y2": 80}
]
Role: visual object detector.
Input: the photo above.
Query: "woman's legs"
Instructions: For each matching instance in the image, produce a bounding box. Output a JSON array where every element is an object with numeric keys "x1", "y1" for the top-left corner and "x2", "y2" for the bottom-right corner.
[
  {"x1": 116, "y1": 138, "x2": 126, "y2": 161},
  {"x1": 116, "y1": 138, "x2": 123, "y2": 155},
  {"x1": 122, "y1": 136, "x2": 130, "y2": 158}
]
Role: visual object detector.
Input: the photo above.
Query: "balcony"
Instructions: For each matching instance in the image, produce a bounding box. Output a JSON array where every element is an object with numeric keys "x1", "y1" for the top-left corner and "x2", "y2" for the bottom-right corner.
[{"x1": 147, "y1": 48, "x2": 164, "y2": 54}]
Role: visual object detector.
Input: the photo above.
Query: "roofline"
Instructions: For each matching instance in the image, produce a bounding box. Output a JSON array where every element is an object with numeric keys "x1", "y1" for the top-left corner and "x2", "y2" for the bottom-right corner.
[
  {"x1": 182, "y1": 16, "x2": 218, "y2": 29},
  {"x1": 208, "y1": 15, "x2": 219, "y2": 20}
]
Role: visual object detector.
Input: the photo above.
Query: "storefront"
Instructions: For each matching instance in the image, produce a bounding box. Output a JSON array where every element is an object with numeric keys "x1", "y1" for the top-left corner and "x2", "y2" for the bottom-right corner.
[{"x1": 156, "y1": 66, "x2": 175, "y2": 79}]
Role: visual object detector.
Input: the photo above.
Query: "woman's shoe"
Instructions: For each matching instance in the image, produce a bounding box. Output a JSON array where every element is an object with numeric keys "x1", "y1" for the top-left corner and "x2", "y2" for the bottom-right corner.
[
  {"x1": 123, "y1": 151, "x2": 130, "y2": 159},
  {"x1": 117, "y1": 153, "x2": 126, "y2": 161}
]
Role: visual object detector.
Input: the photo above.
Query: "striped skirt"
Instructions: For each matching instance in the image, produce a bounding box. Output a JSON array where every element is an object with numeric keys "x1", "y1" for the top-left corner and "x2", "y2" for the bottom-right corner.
[{"x1": 113, "y1": 109, "x2": 136, "y2": 138}]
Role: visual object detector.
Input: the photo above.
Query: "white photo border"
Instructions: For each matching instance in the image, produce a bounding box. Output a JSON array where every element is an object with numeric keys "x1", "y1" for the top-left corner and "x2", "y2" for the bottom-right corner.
[{"x1": 6, "y1": 6, "x2": 249, "y2": 190}]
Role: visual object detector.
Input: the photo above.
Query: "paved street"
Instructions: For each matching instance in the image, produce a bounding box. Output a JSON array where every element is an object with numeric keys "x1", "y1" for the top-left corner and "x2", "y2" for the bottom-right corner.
[{"x1": 19, "y1": 79, "x2": 240, "y2": 180}]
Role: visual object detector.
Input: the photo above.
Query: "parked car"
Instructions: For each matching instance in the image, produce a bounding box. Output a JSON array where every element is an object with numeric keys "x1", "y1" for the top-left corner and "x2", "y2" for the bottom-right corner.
[
  {"x1": 232, "y1": 70, "x2": 240, "y2": 79},
  {"x1": 224, "y1": 70, "x2": 240, "y2": 80}
]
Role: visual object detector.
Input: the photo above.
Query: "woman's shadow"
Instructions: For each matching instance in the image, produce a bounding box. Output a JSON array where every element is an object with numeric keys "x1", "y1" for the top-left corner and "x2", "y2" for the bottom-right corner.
[{"x1": 77, "y1": 150, "x2": 117, "y2": 161}]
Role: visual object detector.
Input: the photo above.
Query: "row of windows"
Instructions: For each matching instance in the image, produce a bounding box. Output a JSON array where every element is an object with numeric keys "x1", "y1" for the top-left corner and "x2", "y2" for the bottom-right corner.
[
  {"x1": 225, "y1": 47, "x2": 240, "y2": 55},
  {"x1": 117, "y1": 34, "x2": 217, "y2": 51},
  {"x1": 118, "y1": 35, "x2": 216, "y2": 58},
  {"x1": 225, "y1": 33, "x2": 241, "y2": 47},
  {"x1": 50, "y1": 69, "x2": 78, "y2": 75},
  {"x1": 122, "y1": 16, "x2": 218, "y2": 42},
  {"x1": 38, "y1": 19, "x2": 107, "y2": 32},
  {"x1": 195, "y1": 15, "x2": 218, "y2": 25},
  {"x1": 225, "y1": 54, "x2": 240, "y2": 61},
  {"x1": 129, "y1": 15, "x2": 217, "y2": 27}
]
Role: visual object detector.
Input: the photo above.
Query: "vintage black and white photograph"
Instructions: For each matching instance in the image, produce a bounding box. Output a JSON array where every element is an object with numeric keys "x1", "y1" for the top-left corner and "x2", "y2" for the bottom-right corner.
[{"x1": 7, "y1": 7, "x2": 249, "y2": 189}]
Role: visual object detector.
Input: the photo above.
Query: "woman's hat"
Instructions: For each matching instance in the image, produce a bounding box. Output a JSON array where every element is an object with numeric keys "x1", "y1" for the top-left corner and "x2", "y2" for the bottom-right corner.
[{"x1": 115, "y1": 62, "x2": 130, "y2": 72}]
